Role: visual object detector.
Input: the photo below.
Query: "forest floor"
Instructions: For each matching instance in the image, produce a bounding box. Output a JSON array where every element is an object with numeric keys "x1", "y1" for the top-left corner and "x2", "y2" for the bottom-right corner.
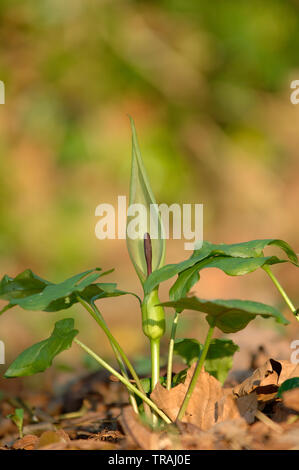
[{"x1": 1, "y1": 325, "x2": 299, "y2": 451}]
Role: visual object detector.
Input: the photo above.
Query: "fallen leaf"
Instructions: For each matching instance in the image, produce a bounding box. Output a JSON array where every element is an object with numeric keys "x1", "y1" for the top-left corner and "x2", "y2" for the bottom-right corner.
[
  {"x1": 151, "y1": 364, "x2": 249, "y2": 430},
  {"x1": 277, "y1": 361, "x2": 299, "y2": 384},
  {"x1": 233, "y1": 359, "x2": 299, "y2": 402},
  {"x1": 120, "y1": 406, "x2": 160, "y2": 449},
  {"x1": 12, "y1": 434, "x2": 39, "y2": 450},
  {"x1": 235, "y1": 393, "x2": 258, "y2": 424},
  {"x1": 36, "y1": 429, "x2": 70, "y2": 449}
]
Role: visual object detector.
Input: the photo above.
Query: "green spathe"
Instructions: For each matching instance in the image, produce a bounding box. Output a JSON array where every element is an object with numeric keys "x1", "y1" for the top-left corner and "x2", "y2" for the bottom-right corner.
[{"x1": 126, "y1": 117, "x2": 165, "y2": 285}]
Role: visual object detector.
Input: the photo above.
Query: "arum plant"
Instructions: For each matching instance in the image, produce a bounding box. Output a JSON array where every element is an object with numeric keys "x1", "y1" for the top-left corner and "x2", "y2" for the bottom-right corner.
[
  {"x1": 1, "y1": 118, "x2": 298, "y2": 428},
  {"x1": 126, "y1": 117, "x2": 166, "y2": 399}
]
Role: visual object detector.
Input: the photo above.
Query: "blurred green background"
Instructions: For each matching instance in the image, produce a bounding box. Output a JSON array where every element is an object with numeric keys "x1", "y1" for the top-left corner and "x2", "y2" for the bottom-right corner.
[{"x1": 1, "y1": 0, "x2": 299, "y2": 384}]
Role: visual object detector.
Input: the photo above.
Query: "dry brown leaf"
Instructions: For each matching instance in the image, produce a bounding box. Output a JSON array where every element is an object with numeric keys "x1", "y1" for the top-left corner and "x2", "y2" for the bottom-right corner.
[
  {"x1": 120, "y1": 406, "x2": 160, "y2": 449},
  {"x1": 150, "y1": 364, "x2": 250, "y2": 430},
  {"x1": 235, "y1": 393, "x2": 258, "y2": 424},
  {"x1": 277, "y1": 361, "x2": 299, "y2": 384},
  {"x1": 12, "y1": 434, "x2": 39, "y2": 450},
  {"x1": 36, "y1": 429, "x2": 70, "y2": 449},
  {"x1": 234, "y1": 358, "x2": 299, "y2": 402}
]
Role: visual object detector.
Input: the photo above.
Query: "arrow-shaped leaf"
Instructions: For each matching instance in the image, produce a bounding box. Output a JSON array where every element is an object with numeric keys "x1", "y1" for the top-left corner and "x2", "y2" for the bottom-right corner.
[
  {"x1": 144, "y1": 238, "x2": 298, "y2": 295},
  {"x1": 169, "y1": 255, "x2": 286, "y2": 305},
  {"x1": 161, "y1": 297, "x2": 289, "y2": 333},
  {"x1": 0, "y1": 269, "x2": 52, "y2": 314},
  {"x1": 5, "y1": 318, "x2": 78, "y2": 377},
  {"x1": 192, "y1": 239, "x2": 298, "y2": 263},
  {"x1": 0, "y1": 269, "x2": 128, "y2": 314}
]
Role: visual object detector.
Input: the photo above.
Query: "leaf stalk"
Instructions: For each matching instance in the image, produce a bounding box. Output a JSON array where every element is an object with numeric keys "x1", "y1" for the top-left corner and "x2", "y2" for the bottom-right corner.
[
  {"x1": 177, "y1": 322, "x2": 215, "y2": 421},
  {"x1": 263, "y1": 265, "x2": 298, "y2": 321},
  {"x1": 74, "y1": 338, "x2": 171, "y2": 424},
  {"x1": 166, "y1": 310, "x2": 180, "y2": 390},
  {"x1": 77, "y1": 295, "x2": 150, "y2": 416}
]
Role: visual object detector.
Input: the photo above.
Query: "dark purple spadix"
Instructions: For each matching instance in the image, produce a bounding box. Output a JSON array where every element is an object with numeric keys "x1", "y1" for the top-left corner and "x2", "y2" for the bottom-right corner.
[{"x1": 144, "y1": 232, "x2": 152, "y2": 277}]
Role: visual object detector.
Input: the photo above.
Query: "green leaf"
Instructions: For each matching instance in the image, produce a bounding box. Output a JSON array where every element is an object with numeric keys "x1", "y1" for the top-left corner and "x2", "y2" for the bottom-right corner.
[
  {"x1": 5, "y1": 318, "x2": 78, "y2": 377},
  {"x1": 172, "y1": 368, "x2": 188, "y2": 387},
  {"x1": 7, "y1": 408, "x2": 24, "y2": 438},
  {"x1": 204, "y1": 339, "x2": 239, "y2": 384},
  {"x1": 0, "y1": 269, "x2": 52, "y2": 314},
  {"x1": 173, "y1": 338, "x2": 202, "y2": 367},
  {"x1": 126, "y1": 117, "x2": 165, "y2": 284},
  {"x1": 192, "y1": 239, "x2": 298, "y2": 263},
  {"x1": 140, "y1": 376, "x2": 166, "y2": 394},
  {"x1": 161, "y1": 297, "x2": 289, "y2": 333},
  {"x1": 0, "y1": 269, "x2": 127, "y2": 314},
  {"x1": 11, "y1": 269, "x2": 103, "y2": 311},
  {"x1": 144, "y1": 239, "x2": 298, "y2": 295},
  {"x1": 169, "y1": 265, "x2": 200, "y2": 305},
  {"x1": 0, "y1": 269, "x2": 51, "y2": 299},
  {"x1": 173, "y1": 338, "x2": 239, "y2": 384},
  {"x1": 277, "y1": 377, "x2": 299, "y2": 398},
  {"x1": 169, "y1": 255, "x2": 285, "y2": 305},
  {"x1": 195, "y1": 255, "x2": 286, "y2": 276},
  {"x1": 144, "y1": 243, "x2": 212, "y2": 294}
]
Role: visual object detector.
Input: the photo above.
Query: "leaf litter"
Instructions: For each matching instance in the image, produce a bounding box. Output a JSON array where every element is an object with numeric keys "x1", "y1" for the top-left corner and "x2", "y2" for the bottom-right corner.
[{"x1": 1, "y1": 354, "x2": 299, "y2": 450}]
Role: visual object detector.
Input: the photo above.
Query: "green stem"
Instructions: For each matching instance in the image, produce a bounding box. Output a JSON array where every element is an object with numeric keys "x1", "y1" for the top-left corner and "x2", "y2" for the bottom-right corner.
[
  {"x1": 77, "y1": 296, "x2": 150, "y2": 416},
  {"x1": 74, "y1": 338, "x2": 171, "y2": 424},
  {"x1": 150, "y1": 338, "x2": 160, "y2": 427},
  {"x1": 111, "y1": 343, "x2": 139, "y2": 414},
  {"x1": 151, "y1": 338, "x2": 160, "y2": 392},
  {"x1": 166, "y1": 310, "x2": 179, "y2": 390},
  {"x1": 263, "y1": 265, "x2": 298, "y2": 320},
  {"x1": 177, "y1": 323, "x2": 215, "y2": 421}
]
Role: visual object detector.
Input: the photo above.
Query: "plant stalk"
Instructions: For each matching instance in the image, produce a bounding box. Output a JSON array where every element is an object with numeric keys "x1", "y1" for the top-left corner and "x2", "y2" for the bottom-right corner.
[
  {"x1": 150, "y1": 338, "x2": 160, "y2": 427},
  {"x1": 111, "y1": 344, "x2": 139, "y2": 414},
  {"x1": 166, "y1": 310, "x2": 180, "y2": 390},
  {"x1": 263, "y1": 265, "x2": 298, "y2": 320},
  {"x1": 177, "y1": 323, "x2": 215, "y2": 421},
  {"x1": 77, "y1": 296, "x2": 149, "y2": 416},
  {"x1": 151, "y1": 338, "x2": 160, "y2": 392},
  {"x1": 74, "y1": 338, "x2": 171, "y2": 424}
]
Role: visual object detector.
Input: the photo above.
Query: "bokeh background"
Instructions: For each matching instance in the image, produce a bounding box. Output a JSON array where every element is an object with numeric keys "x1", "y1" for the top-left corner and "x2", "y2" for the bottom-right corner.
[{"x1": 1, "y1": 0, "x2": 299, "y2": 388}]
